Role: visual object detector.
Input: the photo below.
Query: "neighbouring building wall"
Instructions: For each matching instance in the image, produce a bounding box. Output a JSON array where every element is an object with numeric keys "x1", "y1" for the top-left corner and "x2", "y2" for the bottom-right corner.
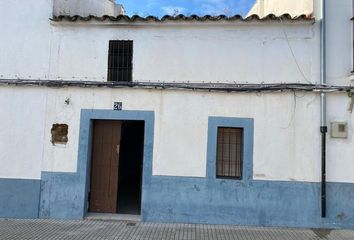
[
  {"x1": 325, "y1": 0, "x2": 354, "y2": 182},
  {"x1": 0, "y1": 0, "x2": 53, "y2": 81},
  {"x1": 0, "y1": 0, "x2": 53, "y2": 219},
  {"x1": 326, "y1": 0, "x2": 353, "y2": 86},
  {"x1": 0, "y1": 88, "x2": 46, "y2": 180},
  {"x1": 247, "y1": 0, "x2": 313, "y2": 17},
  {"x1": 53, "y1": 0, "x2": 124, "y2": 16}
]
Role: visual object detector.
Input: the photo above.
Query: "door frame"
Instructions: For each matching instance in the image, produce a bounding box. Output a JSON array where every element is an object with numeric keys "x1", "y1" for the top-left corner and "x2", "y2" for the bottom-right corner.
[{"x1": 78, "y1": 109, "x2": 155, "y2": 220}]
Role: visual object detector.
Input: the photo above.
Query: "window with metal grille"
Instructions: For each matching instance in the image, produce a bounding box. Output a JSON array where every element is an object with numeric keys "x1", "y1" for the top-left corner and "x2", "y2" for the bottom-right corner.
[
  {"x1": 216, "y1": 127, "x2": 243, "y2": 179},
  {"x1": 108, "y1": 40, "x2": 133, "y2": 82}
]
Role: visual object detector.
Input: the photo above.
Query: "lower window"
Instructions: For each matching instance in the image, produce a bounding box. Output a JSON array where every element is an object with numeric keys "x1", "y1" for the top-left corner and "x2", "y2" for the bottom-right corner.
[{"x1": 216, "y1": 127, "x2": 243, "y2": 179}]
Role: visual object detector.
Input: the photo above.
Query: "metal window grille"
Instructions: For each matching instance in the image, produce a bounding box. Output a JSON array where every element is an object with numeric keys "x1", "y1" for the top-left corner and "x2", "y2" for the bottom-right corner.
[
  {"x1": 108, "y1": 40, "x2": 133, "y2": 82},
  {"x1": 216, "y1": 127, "x2": 243, "y2": 179}
]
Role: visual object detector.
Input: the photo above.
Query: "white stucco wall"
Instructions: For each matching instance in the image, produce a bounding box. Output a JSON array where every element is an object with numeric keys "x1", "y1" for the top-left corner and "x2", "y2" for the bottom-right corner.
[
  {"x1": 46, "y1": 22, "x2": 317, "y2": 85},
  {"x1": 325, "y1": 0, "x2": 354, "y2": 183},
  {"x1": 0, "y1": 0, "x2": 52, "y2": 81},
  {"x1": 50, "y1": 24, "x2": 317, "y2": 83},
  {"x1": 0, "y1": 87, "x2": 47, "y2": 180},
  {"x1": 326, "y1": 0, "x2": 353, "y2": 85},
  {"x1": 0, "y1": 0, "x2": 353, "y2": 184},
  {"x1": 0, "y1": 0, "x2": 318, "y2": 84},
  {"x1": 0, "y1": 86, "x2": 352, "y2": 183},
  {"x1": 0, "y1": 87, "x2": 316, "y2": 181},
  {"x1": 53, "y1": 0, "x2": 124, "y2": 17}
]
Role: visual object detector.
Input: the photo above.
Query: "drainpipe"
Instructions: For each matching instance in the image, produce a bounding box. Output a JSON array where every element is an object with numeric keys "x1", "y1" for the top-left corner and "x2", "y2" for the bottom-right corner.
[{"x1": 320, "y1": 0, "x2": 327, "y2": 219}]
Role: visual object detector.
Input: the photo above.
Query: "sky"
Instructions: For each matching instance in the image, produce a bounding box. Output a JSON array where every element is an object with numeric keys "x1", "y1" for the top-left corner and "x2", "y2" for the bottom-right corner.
[{"x1": 117, "y1": 0, "x2": 256, "y2": 17}]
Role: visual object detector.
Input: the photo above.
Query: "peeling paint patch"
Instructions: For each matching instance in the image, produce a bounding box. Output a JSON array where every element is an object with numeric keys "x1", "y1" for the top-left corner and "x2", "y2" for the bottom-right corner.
[{"x1": 51, "y1": 124, "x2": 68, "y2": 145}]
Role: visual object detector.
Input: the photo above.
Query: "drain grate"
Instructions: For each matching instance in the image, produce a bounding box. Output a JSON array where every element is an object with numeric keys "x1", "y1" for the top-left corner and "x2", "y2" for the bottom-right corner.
[{"x1": 126, "y1": 222, "x2": 137, "y2": 227}]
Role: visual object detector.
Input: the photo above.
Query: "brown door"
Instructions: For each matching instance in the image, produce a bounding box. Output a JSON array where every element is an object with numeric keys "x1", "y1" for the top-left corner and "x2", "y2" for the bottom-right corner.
[{"x1": 89, "y1": 120, "x2": 122, "y2": 213}]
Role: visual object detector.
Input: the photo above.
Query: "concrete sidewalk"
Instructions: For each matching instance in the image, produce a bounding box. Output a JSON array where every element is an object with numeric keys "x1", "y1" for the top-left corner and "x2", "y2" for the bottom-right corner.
[{"x1": 0, "y1": 219, "x2": 353, "y2": 240}]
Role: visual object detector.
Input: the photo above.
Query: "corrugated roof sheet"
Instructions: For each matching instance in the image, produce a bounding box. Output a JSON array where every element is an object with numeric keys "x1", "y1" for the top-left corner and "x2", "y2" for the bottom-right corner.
[{"x1": 51, "y1": 13, "x2": 313, "y2": 23}]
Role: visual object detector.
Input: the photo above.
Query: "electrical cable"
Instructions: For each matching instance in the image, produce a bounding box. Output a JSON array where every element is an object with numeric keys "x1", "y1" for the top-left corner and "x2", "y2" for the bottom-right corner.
[{"x1": 0, "y1": 79, "x2": 353, "y2": 93}]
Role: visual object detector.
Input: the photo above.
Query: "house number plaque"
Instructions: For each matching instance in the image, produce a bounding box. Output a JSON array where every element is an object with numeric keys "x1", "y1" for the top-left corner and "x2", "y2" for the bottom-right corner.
[{"x1": 113, "y1": 102, "x2": 122, "y2": 111}]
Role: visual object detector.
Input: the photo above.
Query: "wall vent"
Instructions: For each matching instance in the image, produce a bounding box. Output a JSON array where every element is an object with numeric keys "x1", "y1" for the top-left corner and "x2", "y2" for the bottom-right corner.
[{"x1": 330, "y1": 122, "x2": 348, "y2": 139}]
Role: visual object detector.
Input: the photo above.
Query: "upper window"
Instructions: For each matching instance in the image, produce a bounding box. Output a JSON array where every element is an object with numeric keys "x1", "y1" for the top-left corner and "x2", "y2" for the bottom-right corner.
[
  {"x1": 216, "y1": 127, "x2": 243, "y2": 179},
  {"x1": 108, "y1": 40, "x2": 133, "y2": 82}
]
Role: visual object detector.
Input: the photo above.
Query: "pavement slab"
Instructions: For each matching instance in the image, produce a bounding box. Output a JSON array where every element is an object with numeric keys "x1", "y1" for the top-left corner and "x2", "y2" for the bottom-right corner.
[{"x1": 0, "y1": 219, "x2": 353, "y2": 240}]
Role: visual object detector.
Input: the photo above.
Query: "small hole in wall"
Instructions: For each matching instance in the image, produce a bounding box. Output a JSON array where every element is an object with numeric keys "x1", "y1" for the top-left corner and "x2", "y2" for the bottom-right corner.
[{"x1": 51, "y1": 124, "x2": 68, "y2": 145}]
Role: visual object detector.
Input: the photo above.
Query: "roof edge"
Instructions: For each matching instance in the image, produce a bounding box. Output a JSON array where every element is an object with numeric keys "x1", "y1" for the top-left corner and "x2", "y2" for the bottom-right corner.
[{"x1": 50, "y1": 13, "x2": 314, "y2": 23}]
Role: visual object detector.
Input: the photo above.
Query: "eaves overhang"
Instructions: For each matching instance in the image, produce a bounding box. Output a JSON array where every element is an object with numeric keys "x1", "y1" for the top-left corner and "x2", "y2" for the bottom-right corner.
[{"x1": 50, "y1": 13, "x2": 315, "y2": 25}]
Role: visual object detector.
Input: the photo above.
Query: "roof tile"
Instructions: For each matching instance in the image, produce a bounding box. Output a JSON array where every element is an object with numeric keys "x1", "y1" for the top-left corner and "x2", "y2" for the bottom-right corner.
[{"x1": 51, "y1": 13, "x2": 314, "y2": 23}]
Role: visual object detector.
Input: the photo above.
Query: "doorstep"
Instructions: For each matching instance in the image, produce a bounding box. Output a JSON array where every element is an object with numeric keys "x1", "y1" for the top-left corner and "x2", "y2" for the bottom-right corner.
[{"x1": 85, "y1": 212, "x2": 141, "y2": 222}]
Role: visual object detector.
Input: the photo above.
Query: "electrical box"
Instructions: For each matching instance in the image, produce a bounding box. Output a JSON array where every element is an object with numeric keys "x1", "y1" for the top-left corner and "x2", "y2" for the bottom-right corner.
[{"x1": 331, "y1": 122, "x2": 348, "y2": 139}]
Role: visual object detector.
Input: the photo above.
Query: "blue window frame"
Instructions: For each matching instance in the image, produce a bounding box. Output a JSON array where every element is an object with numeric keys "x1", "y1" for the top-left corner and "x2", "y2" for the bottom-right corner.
[{"x1": 206, "y1": 117, "x2": 254, "y2": 183}]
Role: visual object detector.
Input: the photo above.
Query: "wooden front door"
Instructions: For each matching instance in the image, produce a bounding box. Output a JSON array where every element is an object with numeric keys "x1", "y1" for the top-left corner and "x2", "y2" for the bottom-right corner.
[{"x1": 89, "y1": 120, "x2": 122, "y2": 213}]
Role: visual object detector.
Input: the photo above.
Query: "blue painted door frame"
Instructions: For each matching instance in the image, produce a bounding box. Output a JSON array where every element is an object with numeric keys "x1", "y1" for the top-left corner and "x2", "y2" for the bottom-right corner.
[
  {"x1": 81, "y1": 110, "x2": 155, "y2": 219},
  {"x1": 39, "y1": 109, "x2": 155, "y2": 219}
]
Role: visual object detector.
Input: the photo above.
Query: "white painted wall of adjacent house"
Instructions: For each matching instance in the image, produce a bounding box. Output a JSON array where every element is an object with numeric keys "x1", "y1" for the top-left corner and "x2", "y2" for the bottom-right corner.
[
  {"x1": 325, "y1": 0, "x2": 354, "y2": 182},
  {"x1": 0, "y1": 0, "x2": 353, "y2": 184},
  {"x1": 0, "y1": 87, "x2": 47, "y2": 180},
  {"x1": 53, "y1": 0, "x2": 124, "y2": 17},
  {"x1": 247, "y1": 0, "x2": 313, "y2": 17}
]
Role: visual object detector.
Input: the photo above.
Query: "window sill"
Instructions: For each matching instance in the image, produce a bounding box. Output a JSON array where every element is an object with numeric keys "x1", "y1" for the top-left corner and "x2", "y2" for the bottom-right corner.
[
  {"x1": 216, "y1": 176, "x2": 242, "y2": 181},
  {"x1": 212, "y1": 177, "x2": 249, "y2": 187}
]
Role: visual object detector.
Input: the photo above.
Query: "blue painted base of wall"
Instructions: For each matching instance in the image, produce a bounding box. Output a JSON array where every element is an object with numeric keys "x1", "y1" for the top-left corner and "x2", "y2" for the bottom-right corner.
[
  {"x1": 0, "y1": 178, "x2": 40, "y2": 219},
  {"x1": 142, "y1": 176, "x2": 354, "y2": 229},
  {"x1": 39, "y1": 172, "x2": 85, "y2": 219},
  {"x1": 1, "y1": 176, "x2": 353, "y2": 229}
]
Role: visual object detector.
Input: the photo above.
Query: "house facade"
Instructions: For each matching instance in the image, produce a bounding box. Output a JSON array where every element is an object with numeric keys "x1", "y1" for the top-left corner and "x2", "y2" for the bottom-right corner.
[{"x1": 0, "y1": 0, "x2": 353, "y2": 228}]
